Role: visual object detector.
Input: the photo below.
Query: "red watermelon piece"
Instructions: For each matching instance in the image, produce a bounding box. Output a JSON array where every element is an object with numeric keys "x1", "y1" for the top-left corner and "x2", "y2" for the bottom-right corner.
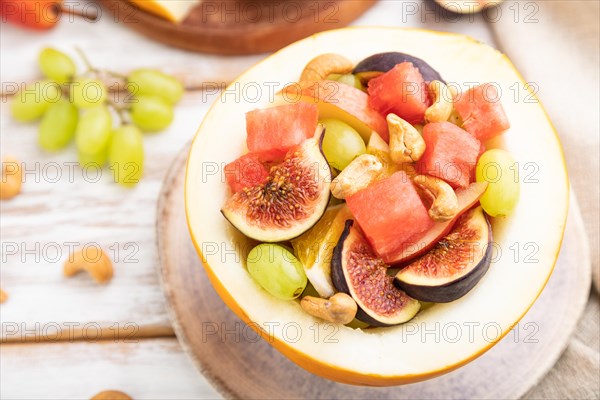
[
  {"x1": 224, "y1": 154, "x2": 269, "y2": 193},
  {"x1": 367, "y1": 62, "x2": 432, "y2": 124},
  {"x1": 417, "y1": 122, "x2": 481, "y2": 188},
  {"x1": 246, "y1": 102, "x2": 318, "y2": 162},
  {"x1": 454, "y1": 83, "x2": 510, "y2": 141},
  {"x1": 347, "y1": 170, "x2": 434, "y2": 263}
]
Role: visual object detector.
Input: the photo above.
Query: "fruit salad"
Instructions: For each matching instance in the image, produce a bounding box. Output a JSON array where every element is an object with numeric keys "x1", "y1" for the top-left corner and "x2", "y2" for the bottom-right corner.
[{"x1": 221, "y1": 52, "x2": 519, "y2": 327}]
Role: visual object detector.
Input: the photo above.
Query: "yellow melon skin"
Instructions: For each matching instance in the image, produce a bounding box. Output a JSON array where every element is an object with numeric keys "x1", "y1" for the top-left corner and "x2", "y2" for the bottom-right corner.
[
  {"x1": 192, "y1": 232, "x2": 498, "y2": 386},
  {"x1": 185, "y1": 27, "x2": 569, "y2": 386}
]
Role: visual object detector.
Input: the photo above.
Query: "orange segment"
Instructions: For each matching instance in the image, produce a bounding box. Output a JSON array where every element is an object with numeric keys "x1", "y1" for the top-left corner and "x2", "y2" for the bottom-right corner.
[
  {"x1": 291, "y1": 204, "x2": 353, "y2": 297},
  {"x1": 292, "y1": 205, "x2": 339, "y2": 270}
]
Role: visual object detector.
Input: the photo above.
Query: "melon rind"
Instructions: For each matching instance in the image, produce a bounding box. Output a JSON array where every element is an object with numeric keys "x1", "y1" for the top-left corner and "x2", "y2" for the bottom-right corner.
[{"x1": 185, "y1": 27, "x2": 569, "y2": 385}]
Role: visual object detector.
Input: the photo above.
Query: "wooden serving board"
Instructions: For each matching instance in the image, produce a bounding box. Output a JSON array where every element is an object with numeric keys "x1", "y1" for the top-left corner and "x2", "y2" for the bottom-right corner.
[
  {"x1": 98, "y1": 0, "x2": 376, "y2": 55},
  {"x1": 156, "y1": 145, "x2": 591, "y2": 399}
]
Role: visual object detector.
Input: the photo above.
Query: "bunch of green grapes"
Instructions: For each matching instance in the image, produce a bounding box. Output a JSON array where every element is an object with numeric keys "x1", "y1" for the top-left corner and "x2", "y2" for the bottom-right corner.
[{"x1": 10, "y1": 47, "x2": 184, "y2": 187}]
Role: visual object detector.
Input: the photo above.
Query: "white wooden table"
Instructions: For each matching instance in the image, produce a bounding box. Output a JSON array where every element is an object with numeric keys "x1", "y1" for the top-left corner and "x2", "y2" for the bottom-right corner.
[{"x1": 2, "y1": 1, "x2": 597, "y2": 399}]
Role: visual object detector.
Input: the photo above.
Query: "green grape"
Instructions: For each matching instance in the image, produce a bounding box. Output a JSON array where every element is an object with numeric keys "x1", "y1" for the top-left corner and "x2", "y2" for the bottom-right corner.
[
  {"x1": 38, "y1": 99, "x2": 78, "y2": 151},
  {"x1": 130, "y1": 95, "x2": 174, "y2": 132},
  {"x1": 39, "y1": 48, "x2": 76, "y2": 83},
  {"x1": 247, "y1": 244, "x2": 307, "y2": 300},
  {"x1": 11, "y1": 80, "x2": 61, "y2": 122},
  {"x1": 75, "y1": 105, "x2": 112, "y2": 162},
  {"x1": 327, "y1": 73, "x2": 364, "y2": 90},
  {"x1": 70, "y1": 77, "x2": 107, "y2": 109},
  {"x1": 476, "y1": 149, "x2": 520, "y2": 217},
  {"x1": 78, "y1": 149, "x2": 108, "y2": 168},
  {"x1": 127, "y1": 69, "x2": 184, "y2": 105},
  {"x1": 108, "y1": 125, "x2": 144, "y2": 187},
  {"x1": 320, "y1": 118, "x2": 366, "y2": 170}
]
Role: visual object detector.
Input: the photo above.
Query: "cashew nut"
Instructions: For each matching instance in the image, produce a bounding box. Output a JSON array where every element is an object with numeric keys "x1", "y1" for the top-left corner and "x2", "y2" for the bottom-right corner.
[
  {"x1": 387, "y1": 114, "x2": 426, "y2": 163},
  {"x1": 91, "y1": 391, "x2": 132, "y2": 400},
  {"x1": 330, "y1": 154, "x2": 383, "y2": 199},
  {"x1": 64, "y1": 246, "x2": 113, "y2": 284},
  {"x1": 1, "y1": 157, "x2": 22, "y2": 200},
  {"x1": 301, "y1": 293, "x2": 357, "y2": 324},
  {"x1": 425, "y1": 80, "x2": 453, "y2": 123},
  {"x1": 413, "y1": 175, "x2": 459, "y2": 221},
  {"x1": 300, "y1": 53, "x2": 354, "y2": 82},
  {"x1": 0, "y1": 289, "x2": 8, "y2": 303}
]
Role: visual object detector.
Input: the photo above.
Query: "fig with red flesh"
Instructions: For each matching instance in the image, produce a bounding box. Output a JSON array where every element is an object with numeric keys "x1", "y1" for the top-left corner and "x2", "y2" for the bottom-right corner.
[
  {"x1": 221, "y1": 126, "x2": 331, "y2": 242},
  {"x1": 394, "y1": 206, "x2": 492, "y2": 303},
  {"x1": 332, "y1": 220, "x2": 421, "y2": 327},
  {"x1": 353, "y1": 52, "x2": 446, "y2": 83}
]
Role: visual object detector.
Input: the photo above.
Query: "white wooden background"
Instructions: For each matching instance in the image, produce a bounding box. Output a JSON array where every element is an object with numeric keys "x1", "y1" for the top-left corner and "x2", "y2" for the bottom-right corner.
[{"x1": 2, "y1": 1, "x2": 565, "y2": 398}]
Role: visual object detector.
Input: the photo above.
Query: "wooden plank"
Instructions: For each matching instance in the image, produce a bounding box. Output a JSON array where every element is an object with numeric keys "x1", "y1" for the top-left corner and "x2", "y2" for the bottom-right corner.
[
  {"x1": 0, "y1": 90, "x2": 219, "y2": 341},
  {"x1": 0, "y1": 338, "x2": 221, "y2": 399},
  {"x1": 351, "y1": 0, "x2": 497, "y2": 46},
  {"x1": 0, "y1": 9, "x2": 259, "y2": 343}
]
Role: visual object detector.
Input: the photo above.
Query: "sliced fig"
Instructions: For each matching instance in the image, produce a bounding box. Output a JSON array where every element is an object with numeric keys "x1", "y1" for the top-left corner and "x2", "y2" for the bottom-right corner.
[
  {"x1": 353, "y1": 52, "x2": 445, "y2": 83},
  {"x1": 387, "y1": 181, "x2": 488, "y2": 265},
  {"x1": 394, "y1": 206, "x2": 492, "y2": 303},
  {"x1": 221, "y1": 127, "x2": 331, "y2": 242},
  {"x1": 332, "y1": 220, "x2": 420, "y2": 327}
]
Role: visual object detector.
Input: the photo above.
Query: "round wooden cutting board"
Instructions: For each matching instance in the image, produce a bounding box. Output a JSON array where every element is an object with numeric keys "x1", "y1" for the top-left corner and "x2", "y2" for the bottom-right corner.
[
  {"x1": 156, "y1": 145, "x2": 591, "y2": 399},
  {"x1": 98, "y1": 0, "x2": 376, "y2": 55}
]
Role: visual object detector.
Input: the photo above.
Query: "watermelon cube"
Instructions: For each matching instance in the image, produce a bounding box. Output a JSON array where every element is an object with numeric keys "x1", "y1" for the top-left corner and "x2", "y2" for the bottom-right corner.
[
  {"x1": 367, "y1": 62, "x2": 432, "y2": 124},
  {"x1": 417, "y1": 122, "x2": 481, "y2": 188},
  {"x1": 454, "y1": 83, "x2": 510, "y2": 141},
  {"x1": 224, "y1": 154, "x2": 269, "y2": 193},
  {"x1": 246, "y1": 102, "x2": 318, "y2": 162},
  {"x1": 347, "y1": 170, "x2": 433, "y2": 263}
]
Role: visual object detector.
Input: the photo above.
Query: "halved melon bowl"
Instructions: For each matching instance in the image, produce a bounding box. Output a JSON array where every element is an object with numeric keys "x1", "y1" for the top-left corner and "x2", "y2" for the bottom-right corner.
[{"x1": 185, "y1": 27, "x2": 568, "y2": 386}]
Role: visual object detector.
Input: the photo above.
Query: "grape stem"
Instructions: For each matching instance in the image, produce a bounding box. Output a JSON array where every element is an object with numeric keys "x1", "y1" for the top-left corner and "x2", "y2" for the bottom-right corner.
[
  {"x1": 74, "y1": 46, "x2": 96, "y2": 75},
  {"x1": 105, "y1": 70, "x2": 128, "y2": 80},
  {"x1": 75, "y1": 47, "x2": 127, "y2": 80},
  {"x1": 74, "y1": 46, "x2": 129, "y2": 125},
  {"x1": 110, "y1": 103, "x2": 129, "y2": 125}
]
